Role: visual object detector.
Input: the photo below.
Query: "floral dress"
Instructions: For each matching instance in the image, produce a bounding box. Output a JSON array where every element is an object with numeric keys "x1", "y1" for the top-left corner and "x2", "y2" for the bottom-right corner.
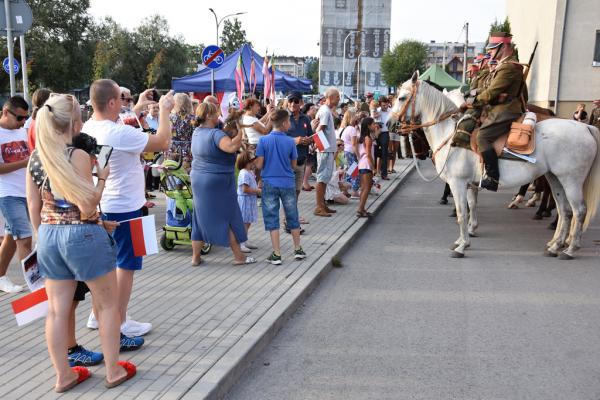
[{"x1": 168, "y1": 113, "x2": 195, "y2": 161}]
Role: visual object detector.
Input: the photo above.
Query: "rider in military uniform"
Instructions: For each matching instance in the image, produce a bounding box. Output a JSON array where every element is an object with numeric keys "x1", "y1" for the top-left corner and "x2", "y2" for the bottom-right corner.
[{"x1": 468, "y1": 32, "x2": 525, "y2": 192}]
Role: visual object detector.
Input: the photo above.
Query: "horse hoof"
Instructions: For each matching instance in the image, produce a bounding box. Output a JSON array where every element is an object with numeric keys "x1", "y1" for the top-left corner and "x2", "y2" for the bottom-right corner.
[
  {"x1": 544, "y1": 250, "x2": 558, "y2": 257},
  {"x1": 451, "y1": 251, "x2": 465, "y2": 258},
  {"x1": 468, "y1": 232, "x2": 477, "y2": 237},
  {"x1": 532, "y1": 214, "x2": 543, "y2": 220},
  {"x1": 558, "y1": 252, "x2": 574, "y2": 261},
  {"x1": 449, "y1": 212, "x2": 457, "y2": 218},
  {"x1": 450, "y1": 243, "x2": 459, "y2": 250}
]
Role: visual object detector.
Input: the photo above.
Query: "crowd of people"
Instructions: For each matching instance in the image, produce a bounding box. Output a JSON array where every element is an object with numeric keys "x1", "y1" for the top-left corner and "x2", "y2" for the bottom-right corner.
[{"x1": 0, "y1": 78, "x2": 404, "y2": 392}]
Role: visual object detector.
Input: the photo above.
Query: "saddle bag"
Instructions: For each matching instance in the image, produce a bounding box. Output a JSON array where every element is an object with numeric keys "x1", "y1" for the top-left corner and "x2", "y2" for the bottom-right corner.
[{"x1": 506, "y1": 112, "x2": 536, "y2": 153}]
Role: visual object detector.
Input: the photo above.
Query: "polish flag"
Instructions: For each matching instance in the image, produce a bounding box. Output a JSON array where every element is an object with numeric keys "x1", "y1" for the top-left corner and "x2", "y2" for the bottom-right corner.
[
  {"x1": 12, "y1": 287, "x2": 48, "y2": 326},
  {"x1": 347, "y1": 162, "x2": 359, "y2": 178},
  {"x1": 126, "y1": 215, "x2": 159, "y2": 257},
  {"x1": 311, "y1": 131, "x2": 330, "y2": 152}
]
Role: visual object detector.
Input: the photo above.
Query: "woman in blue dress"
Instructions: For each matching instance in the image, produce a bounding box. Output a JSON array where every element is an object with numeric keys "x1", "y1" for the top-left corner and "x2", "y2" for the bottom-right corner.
[{"x1": 190, "y1": 102, "x2": 256, "y2": 266}]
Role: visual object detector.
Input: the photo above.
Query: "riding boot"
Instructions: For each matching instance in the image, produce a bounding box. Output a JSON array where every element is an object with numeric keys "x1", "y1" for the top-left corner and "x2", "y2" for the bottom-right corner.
[{"x1": 480, "y1": 149, "x2": 499, "y2": 192}]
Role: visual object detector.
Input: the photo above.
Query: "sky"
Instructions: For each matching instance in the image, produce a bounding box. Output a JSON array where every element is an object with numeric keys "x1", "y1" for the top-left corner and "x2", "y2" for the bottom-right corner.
[{"x1": 88, "y1": 0, "x2": 506, "y2": 57}]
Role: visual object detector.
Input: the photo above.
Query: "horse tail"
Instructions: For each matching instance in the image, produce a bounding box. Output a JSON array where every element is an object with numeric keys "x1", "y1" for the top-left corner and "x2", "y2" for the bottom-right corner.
[{"x1": 583, "y1": 125, "x2": 600, "y2": 231}]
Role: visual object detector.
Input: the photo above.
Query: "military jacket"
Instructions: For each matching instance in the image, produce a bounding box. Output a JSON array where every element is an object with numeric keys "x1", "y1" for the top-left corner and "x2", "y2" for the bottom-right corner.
[
  {"x1": 474, "y1": 55, "x2": 524, "y2": 115},
  {"x1": 590, "y1": 107, "x2": 600, "y2": 130}
]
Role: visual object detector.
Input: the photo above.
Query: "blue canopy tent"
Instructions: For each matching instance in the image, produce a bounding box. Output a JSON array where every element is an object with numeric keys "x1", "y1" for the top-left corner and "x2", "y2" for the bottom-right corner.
[{"x1": 172, "y1": 44, "x2": 312, "y2": 93}]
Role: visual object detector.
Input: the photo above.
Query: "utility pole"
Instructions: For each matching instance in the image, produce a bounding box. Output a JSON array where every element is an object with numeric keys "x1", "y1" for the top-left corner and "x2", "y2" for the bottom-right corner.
[
  {"x1": 462, "y1": 22, "x2": 469, "y2": 84},
  {"x1": 4, "y1": 0, "x2": 15, "y2": 96},
  {"x1": 442, "y1": 42, "x2": 447, "y2": 66}
]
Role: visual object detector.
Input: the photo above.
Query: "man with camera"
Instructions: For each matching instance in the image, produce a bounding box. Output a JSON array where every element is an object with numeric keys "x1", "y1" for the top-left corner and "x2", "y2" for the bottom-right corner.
[{"x1": 83, "y1": 79, "x2": 174, "y2": 341}]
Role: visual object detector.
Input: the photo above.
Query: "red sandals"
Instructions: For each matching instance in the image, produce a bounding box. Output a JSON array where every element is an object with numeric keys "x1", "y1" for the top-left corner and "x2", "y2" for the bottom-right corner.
[
  {"x1": 54, "y1": 366, "x2": 91, "y2": 393},
  {"x1": 105, "y1": 361, "x2": 137, "y2": 389}
]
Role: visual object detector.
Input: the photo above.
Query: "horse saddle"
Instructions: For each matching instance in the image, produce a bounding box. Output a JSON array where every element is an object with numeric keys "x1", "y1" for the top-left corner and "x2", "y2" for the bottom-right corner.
[{"x1": 470, "y1": 114, "x2": 537, "y2": 158}]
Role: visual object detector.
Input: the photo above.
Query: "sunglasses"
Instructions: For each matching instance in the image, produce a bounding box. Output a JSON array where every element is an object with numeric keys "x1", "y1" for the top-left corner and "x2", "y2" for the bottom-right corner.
[
  {"x1": 289, "y1": 98, "x2": 300, "y2": 104},
  {"x1": 7, "y1": 109, "x2": 29, "y2": 122},
  {"x1": 121, "y1": 95, "x2": 133, "y2": 103}
]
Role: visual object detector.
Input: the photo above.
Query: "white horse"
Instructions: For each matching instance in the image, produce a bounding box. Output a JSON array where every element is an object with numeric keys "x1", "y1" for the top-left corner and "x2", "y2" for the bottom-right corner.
[{"x1": 391, "y1": 72, "x2": 600, "y2": 259}]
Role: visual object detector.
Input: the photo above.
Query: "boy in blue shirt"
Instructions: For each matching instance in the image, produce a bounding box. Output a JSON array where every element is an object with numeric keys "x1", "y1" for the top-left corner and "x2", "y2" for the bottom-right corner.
[{"x1": 255, "y1": 110, "x2": 307, "y2": 264}]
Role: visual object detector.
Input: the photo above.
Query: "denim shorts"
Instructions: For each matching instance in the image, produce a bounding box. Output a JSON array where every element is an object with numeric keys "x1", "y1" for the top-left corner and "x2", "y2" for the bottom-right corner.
[
  {"x1": 0, "y1": 196, "x2": 32, "y2": 239},
  {"x1": 316, "y1": 152, "x2": 335, "y2": 183},
  {"x1": 37, "y1": 224, "x2": 116, "y2": 281},
  {"x1": 261, "y1": 183, "x2": 299, "y2": 231},
  {"x1": 103, "y1": 209, "x2": 143, "y2": 271},
  {"x1": 359, "y1": 169, "x2": 373, "y2": 175}
]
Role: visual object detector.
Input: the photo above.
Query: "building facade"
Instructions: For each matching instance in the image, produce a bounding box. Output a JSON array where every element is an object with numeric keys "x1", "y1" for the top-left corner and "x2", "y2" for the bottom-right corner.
[
  {"x1": 275, "y1": 56, "x2": 308, "y2": 79},
  {"x1": 319, "y1": 0, "x2": 391, "y2": 97},
  {"x1": 507, "y1": 0, "x2": 600, "y2": 118},
  {"x1": 425, "y1": 41, "x2": 485, "y2": 68}
]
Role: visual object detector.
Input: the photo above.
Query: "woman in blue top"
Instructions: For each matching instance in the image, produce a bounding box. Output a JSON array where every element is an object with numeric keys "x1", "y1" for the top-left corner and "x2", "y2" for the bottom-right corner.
[{"x1": 190, "y1": 103, "x2": 255, "y2": 266}]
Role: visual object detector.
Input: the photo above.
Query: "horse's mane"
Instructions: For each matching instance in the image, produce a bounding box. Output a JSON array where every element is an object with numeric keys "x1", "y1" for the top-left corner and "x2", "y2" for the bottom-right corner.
[{"x1": 417, "y1": 80, "x2": 458, "y2": 117}]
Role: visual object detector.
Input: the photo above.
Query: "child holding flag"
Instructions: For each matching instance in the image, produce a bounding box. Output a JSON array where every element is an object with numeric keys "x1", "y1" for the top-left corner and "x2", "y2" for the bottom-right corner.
[{"x1": 356, "y1": 117, "x2": 378, "y2": 217}]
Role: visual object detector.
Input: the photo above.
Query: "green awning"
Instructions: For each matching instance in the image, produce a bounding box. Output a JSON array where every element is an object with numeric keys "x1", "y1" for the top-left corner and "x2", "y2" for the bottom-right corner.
[{"x1": 419, "y1": 64, "x2": 463, "y2": 90}]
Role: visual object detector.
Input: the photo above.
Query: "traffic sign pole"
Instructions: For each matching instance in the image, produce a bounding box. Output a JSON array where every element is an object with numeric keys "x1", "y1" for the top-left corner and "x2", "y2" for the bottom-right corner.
[
  {"x1": 19, "y1": 35, "x2": 27, "y2": 101},
  {"x1": 4, "y1": 0, "x2": 15, "y2": 96}
]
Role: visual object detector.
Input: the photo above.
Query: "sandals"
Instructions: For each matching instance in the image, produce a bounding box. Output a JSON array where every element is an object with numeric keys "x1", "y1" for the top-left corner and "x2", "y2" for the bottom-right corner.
[
  {"x1": 356, "y1": 210, "x2": 372, "y2": 218},
  {"x1": 55, "y1": 366, "x2": 91, "y2": 393},
  {"x1": 302, "y1": 186, "x2": 314, "y2": 191},
  {"x1": 233, "y1": 256, "x2": 257, "y2": 265},
  {"x1": 105, "y1": 361, "x2": 136, "y2": 389},
  {"x1": 191, "y1": 258, "x2": 203, "y2": 266}
]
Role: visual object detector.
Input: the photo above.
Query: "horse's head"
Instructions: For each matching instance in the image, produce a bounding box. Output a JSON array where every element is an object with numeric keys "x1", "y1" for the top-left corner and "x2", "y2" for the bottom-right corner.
[{"x1": 391, "y1": 71, "x2": 421, "y2": 123}]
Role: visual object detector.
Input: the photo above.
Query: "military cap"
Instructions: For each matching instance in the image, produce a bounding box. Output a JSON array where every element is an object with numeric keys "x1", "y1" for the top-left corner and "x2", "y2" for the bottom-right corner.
[{"x1": 486, "y1": 32, "x2": 513, "y2": 49}]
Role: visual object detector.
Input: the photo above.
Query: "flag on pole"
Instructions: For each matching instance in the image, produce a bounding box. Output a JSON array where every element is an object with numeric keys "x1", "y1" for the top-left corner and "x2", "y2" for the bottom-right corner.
[
  {"x1": 311, "y1": 131, "x2": 330, "y2": 152},
  {"x1": 249, "y1": 58, "x2": 257, "y2": 94},
  {"x1": 262, "y1": 54, "x2": 271, "y2": 104},
  {"x1": 347, "y1": 162, "x2": 359, "y2": 178},
  {"x1": 124, "y1": 215, "x2": 159, "y2": 257},
  {"x1": 12, "y1": 287, "x2": 48, "y2": 326},
  {"x1": 269, "y1": 55, "x2": 276, "y2": 104},
  {"x1": 234, "y1": 54, "x2": 245, "y2": 109}
]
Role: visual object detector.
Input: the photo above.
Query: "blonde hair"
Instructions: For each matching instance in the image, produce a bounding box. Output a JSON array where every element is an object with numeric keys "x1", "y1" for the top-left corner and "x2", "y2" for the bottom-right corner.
[
  {"x1": 340, "y1": 107, "x2": 357, "y2": 128},
  {"x1": 173, "y1": 93, "x2": 193, "y2": 116},
  {"x1": 194, "y1": 102, "x2": 219, "y2": 125},
  {"x1": 35, "y1": 94, "x2": 95, "y2": 206}
]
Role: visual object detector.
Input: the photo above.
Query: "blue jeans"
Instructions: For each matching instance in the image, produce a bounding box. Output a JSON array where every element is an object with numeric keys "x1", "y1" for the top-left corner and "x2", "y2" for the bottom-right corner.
[
  {"x1": 261, "y1": 183, "x2": 299, "y2": 231},
  {"x1": 344, "y1": 151, "x2": 360, "y2": 192},
  {"x1": 0, "y1": 196, "x2": 32, "y2": 239}
]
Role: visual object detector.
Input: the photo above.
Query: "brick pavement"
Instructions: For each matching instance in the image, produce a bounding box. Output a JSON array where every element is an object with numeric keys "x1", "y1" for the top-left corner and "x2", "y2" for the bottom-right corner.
[{"x1": 0, "y1": 159, "x2": 413, "y2": 399}]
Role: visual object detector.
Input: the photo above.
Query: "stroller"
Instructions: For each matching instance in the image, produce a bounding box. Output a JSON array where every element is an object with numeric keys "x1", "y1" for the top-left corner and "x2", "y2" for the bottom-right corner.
[{"x1": 159, "y1": 158, "x2": 212, "y2": 255}]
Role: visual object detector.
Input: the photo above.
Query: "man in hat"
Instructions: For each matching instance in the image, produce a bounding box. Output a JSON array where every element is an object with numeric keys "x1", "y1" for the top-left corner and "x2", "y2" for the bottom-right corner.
[
  {"x1": 466, "y1": 32, "x2": 525, "y2": 191},
  {"x1": 589, "y1": 99, "x2": 600, "y2": 131}
]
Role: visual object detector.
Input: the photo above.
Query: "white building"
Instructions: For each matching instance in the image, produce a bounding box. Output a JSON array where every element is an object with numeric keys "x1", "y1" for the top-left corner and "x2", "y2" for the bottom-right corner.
[
  {"x1": 275, "y1": 56, "x2": 307, "y2": 79},
  {"x1": 425, "y1": 41, "x2": 485, "y2": 67},
  {"x1": 507, "y1": 0, "x2": 600, "y2": 118}
]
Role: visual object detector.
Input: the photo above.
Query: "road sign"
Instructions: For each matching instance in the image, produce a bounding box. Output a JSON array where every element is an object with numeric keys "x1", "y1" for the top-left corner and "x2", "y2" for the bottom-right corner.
[
  {"x1": 3, "y1": 56, "x2": 18, "y2": 74},
  {"x1": 0, "y1": 0, "x2": 33, "y2": 36},
  {"x1": 202, "y1": 45, "x2": 225, "y2": 69}
]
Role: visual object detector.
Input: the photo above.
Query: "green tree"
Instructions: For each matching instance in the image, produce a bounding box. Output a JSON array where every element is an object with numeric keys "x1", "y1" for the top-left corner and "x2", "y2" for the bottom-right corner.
[
  {"x1": 380, "y1": 40, "x2": 428, "y2": 88},
  {"x1": 220, "y1": 18, "x2": 251, "y2": 55},
  {"x1": 306, "y1": 58, "x2": 319, "y2": 94}
]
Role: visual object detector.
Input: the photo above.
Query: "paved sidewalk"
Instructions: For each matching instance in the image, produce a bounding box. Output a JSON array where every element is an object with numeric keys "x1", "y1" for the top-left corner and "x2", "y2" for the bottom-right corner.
[{"x1": 0, "y1": 160, "x2": 413, "y2": 400}]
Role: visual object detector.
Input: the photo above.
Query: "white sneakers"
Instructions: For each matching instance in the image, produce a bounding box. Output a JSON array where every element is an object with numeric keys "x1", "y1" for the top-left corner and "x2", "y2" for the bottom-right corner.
[
  {"x1": 87, "y1": 312, "x2": 152, "y2": 336},
  {"x1": 0, "y1": 276, "x2": 24, "y2": 293},
  {"x1": 240, "y1": 244, "x2": 252, "y2": 253}
]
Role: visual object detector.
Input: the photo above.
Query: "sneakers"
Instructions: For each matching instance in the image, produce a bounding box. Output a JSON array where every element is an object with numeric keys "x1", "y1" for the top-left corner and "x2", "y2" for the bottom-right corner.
[
  {"x1": 0, "y1": 276, "x2": 23, "y2": 293},
  {"x1": 266, "y1": 252, "x2": 282, "y2": 265},
  {"x1": 68, "y1": 345, "x2": 104, "y2": 367},
  {"x1": 240, "y1": 244, "x2": 252, "y2": 253},
  {"x1": 88, "y1": 312, "x2": 152, "y2": 336},
  {"x1": 120, "y1": 333, "x2": 144, "y2": 352},
  {"x1": 121, "y1": 319, "x2": 152, "y2": 337},
  {"x1": 244, "y1": 242, "x2": 258, "y2": 249},
  {"x1": 294, "y1": 247, "x2": 307, "y2": 260}
]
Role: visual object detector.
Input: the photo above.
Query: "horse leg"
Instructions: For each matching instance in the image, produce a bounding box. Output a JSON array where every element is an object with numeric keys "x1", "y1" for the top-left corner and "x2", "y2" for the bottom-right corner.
[
  {"x1": 544, "y1": 173, "x2": 572, "y2": 256},
  {"x1": 448, "y1": 180, "x2": 469, "y2": 257},
  {"x1": 558, "y1": 180, "x2": 587, "y2": 260},
  {"x1": 467, "y1": 184, "x2": 479, "y2": 236}
]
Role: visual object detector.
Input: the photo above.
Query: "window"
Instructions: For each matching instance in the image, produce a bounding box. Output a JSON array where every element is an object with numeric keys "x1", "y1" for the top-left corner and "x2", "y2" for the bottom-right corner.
[{"x1": 594, "y1": 30, "x2": 600, "y2": 66}]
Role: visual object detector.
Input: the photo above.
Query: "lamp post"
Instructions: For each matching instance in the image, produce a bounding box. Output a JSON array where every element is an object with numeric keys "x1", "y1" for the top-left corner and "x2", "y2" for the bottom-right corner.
[
  {"x1": 341, "y1": 30, "x2": 364, "y2": 98},
  {"x1": 357, "y1": 50, "x2": 366, "y2": 99},
  {"x1": 208, "y1": 8, "x2": 247, "y2": 95}
]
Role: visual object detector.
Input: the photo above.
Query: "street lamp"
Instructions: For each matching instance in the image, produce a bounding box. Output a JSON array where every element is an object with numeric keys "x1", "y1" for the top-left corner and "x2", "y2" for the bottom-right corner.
[
  {"x1": 357, "y1": 50, "x2": 366, "y2": 99},
  {"x1": 208, "y1": 8, "x2": 247, "y2": 94},
  {"x1": 341, "y1": 30, "x2": 364, "y2": 98}
]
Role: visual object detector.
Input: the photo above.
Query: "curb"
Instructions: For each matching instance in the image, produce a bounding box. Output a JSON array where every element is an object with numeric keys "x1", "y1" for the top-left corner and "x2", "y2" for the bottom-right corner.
[{"x1": 181, "y1": 163, "x2": 415, "y2": 400}]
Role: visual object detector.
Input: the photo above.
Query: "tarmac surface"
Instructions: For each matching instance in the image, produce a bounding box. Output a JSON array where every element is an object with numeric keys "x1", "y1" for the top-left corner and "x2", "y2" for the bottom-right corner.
[{"x1": 227, "y1": 163, "x2": 600, "y2": 400}]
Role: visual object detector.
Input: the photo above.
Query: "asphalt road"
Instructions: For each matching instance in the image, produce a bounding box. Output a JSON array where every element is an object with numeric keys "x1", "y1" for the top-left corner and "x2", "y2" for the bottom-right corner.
[{"x1": 226, "y1": 166, "x2": 600, "y2": 400}]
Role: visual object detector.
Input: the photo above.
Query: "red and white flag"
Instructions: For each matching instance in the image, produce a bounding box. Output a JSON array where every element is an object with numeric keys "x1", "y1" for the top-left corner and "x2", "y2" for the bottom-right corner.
[
  {"x1": 234, "y1": 54, "x2": 245, "y2": 109},
  {"x1": 262, "y1": 54, "x2": 271, "y2": 103},
  {"x1": 125, "y1": 215, "x2": 159, "y2": 257},
  {"x1": 311, "y1": 131, "x2": 330, "y2": 152},
  {"x1": 347, "y1": 162, "x2": 359, "y2": 178},
  {"x1": 12, "y1": 287, "x2": 48, "y2": 326}
]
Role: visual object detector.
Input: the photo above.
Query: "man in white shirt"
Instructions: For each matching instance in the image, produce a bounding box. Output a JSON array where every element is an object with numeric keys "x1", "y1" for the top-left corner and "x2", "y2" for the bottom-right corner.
[
  {"x1": 313, "y1": 87, "x2": 340, "y2": 217},
  {"x1": 377, "y1": 98, "x2": 391, "y2": 180},
  {"x1": 83, "y1": 79, "x2": 174, "y2": 338},
  {"x1": 145, "y1": 103, "x2": 159, "y2": 131},
  {"x1": 0, "y1": 96, "x2": 31, "y2": 293}
]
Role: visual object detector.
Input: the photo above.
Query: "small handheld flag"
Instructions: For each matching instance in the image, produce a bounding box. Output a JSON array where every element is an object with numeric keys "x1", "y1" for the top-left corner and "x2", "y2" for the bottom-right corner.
[
  {"x1": 347, "y1": 162, "x2": 359, "y2": 178},
  {"x1": 124, "y1": 215, "x2": 159, "y2": 257},
  {"x1": 12, "y1": 287, "x2": 48, "y2": 326},
  {"x1": 311, "y1": 131, "x2": 330, "y2": 152}
]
